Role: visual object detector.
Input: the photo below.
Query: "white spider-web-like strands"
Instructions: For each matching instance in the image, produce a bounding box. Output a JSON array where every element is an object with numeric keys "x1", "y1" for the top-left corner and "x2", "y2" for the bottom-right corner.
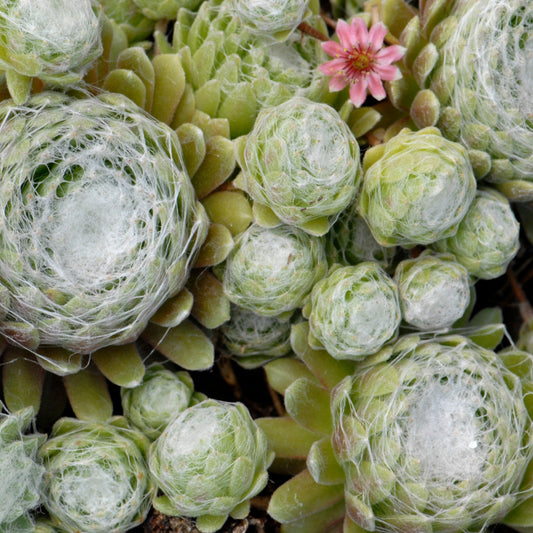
[
  {"x1": 149, "y1": 400, "x2": 271, "y2": 518},
  {"x1": 0, "y1": 0, "x2": 102, "y2": 79},
  {"x1": 222, "y1": 224, "x2": 327, "y2": 317},
  {"x1": 242, "y1": 97, "x2": 361, "y2": 229},
  {"x1": 309, "y1": 263, "x2": 401, "y2": 360},
  {"x1": 232, "y1": 0, "x2": 310, "y2": 36},
  {"x1": 446, "y1": 0, "x2": 533, "y2": 179},
  {"x1": 41, "y1": 424, "x2": 152, "y2": 533},
  {"x1": 332, "y1": 337, "x2": 531, "y2": 532},
  {"x1": 0, "y1": 92, "x2": 208, "y2": 353}
]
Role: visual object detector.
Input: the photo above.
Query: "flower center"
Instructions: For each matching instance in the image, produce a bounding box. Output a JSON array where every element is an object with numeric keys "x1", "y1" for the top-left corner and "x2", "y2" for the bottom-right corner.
[{"x1": 349, "y1": 49, "x2": 374, "y2": 73}]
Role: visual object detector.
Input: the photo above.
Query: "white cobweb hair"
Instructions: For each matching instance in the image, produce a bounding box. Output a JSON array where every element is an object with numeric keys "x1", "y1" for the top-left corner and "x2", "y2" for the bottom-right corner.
[
  {"x1": 0, "y1": 91, "x2": 207, "y2": 353},
  {"x1": 445, "y1": 0, "x2": 533, "y2": 181}
]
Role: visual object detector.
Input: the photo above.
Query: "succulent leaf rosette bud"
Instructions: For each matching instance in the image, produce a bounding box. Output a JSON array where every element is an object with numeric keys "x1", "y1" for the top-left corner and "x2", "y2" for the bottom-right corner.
[
  {"x1": 231, "y1": 0, "x2": 311, "y2": 41},
  {"x1": 329, "y1": 335, "x2": 532, "y2": 532},
  {"x1": 394, "y1": 251, "x2": 472, "y2": 331},
  {"x1": 0, "y1": 0, "x2": 102, "y2": 101},
  {"x1": 434, "y1": 188, "x2": 520, "y2": 280},
  {"x1": 149, "y1": 399, "x2": 274, "y2": 533},
  {"x1": 307, "y1": 263, "x2": 401, "y2": 361},
  {"x1": 359, "y1": 127, "x2": 476, "y2": 247},
  {"x1": 0, "y1": 406, "x2": 45, "y2": 532},
  {"x1": 98, "y1": 0, "x2": 154, "y2": 42},
  {"x1": 221, "y1": 224, "x2": 327, "y2": 317},
  {"x1": 326, "y1": 208, "x2": 397, "y2": 271},
  {"x1": 39, "y1": 417, "x2": 154, "y2": 533},
  {"x1": 0, "y1": 91, "x2": 208, "y2": 354},
  {"x1": 235, "y1": 97, "x2": 362, "y2": 236},
  {"x1": 221, "y1": 304, "x2": 294, "y2": 368},
  {"x1": 121, "y1": 364, "x2": 202, "y2": 441}
]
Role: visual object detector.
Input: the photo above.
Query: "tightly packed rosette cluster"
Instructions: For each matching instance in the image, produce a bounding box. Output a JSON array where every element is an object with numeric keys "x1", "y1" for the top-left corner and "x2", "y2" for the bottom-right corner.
[
  {"x1": 39, "y1": 416, "x2": 154, "y2": 533},
  {"x1": 149, "y1": 399, "x2": 274, "y2": 533},
  {"x1": 0, "y1": 91, "x2": 208, "y2": 354},
  {"x1": 0, "y1": 406, "x2": 45, "y2": 532},
  {"x1": 235, "y1": 96, "x2": 362, "y2": 235},
  {"x1": 0, "y1": 0, "x2": 103, "y2": 103}
]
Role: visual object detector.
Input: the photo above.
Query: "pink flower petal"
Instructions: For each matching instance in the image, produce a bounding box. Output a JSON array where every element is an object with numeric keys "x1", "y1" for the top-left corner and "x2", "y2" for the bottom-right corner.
[
  {"x1": 374, "y1": 63, "x2": 401, "y2": 81},
  {"x1": 321, "y1": 40, "x2": 346, "y2": 59},
  {"x1": 350, "y1": 17, "x2": 369, "y2": 48},
  {"x1": 329, "y1": 74, "x2": 349, "y2": 92},
  {"x1": 318, "y1": 58, "x2": 348, "y2": 76},
  {"x1": 367, "y1": 72, "x2": 386, "y2": 101},
  {"x1": 376, "y1": 45, "x2": 406, "y2": 64},
  {"x1": 336, "y1": 19, "x2": 357, "y2": 49},
  {"x1": 349, "y1": 78, "x2": 368, "y2": 107},
  {"x1": 368, "y1": 22, "x2": 388, "y2": 52}
]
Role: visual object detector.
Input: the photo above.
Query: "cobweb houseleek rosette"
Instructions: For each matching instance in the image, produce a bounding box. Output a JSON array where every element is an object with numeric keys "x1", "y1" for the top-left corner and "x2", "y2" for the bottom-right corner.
[
  {"x1": 264, "y1": 333, "x2": 533, "y2": 533},
  {"x1": 0, "y1": 91, "x2": 208, "y2": 354},
  {"x1": 433, "y1": 188, "x2": 520, "y2": 280},
  {"x1": 39, "y1": 416, "x2": 154, "y2": 533},
  {"x1": 0, "y1": 406, "x2": 45, "y2": 533},
  {"x1": 305, "y1": 263, "x2": 401, "y2": 361},
  {"x1": 220, "y1": 224, "x2": 327, "y2": 318},
  {"x1": 358, "y1": 126, "x2": 476, "y2": 247},
  {"x1": 442, "y1": 0, "x2": 533, "y2": 199},
  {"x1": 394, "y1": 251, "x2": 472, "y2": 331},
  {"x1": 121, "y1": 364, "x2": 205, "y2": 441},
  {"x1": 0, "y1": 0, "x2": 103, "y2": 103},
  {"x1": 234, "y1": 96, "x2": 362, "y2": 236},
  {"x1": 329, "y1": 335, "x2": 532, "y2": 532},
  {"x1": 220, "y1": 304, "x2": 294, "y2": 368},
  {"x1": 149, "y1": 399, "x2": 274, "y2": 533}
]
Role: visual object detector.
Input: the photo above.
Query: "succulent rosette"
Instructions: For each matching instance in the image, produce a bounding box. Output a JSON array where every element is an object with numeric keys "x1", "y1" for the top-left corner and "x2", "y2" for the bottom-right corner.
[
  {"x1": 162, "y1": 0, "x2": 332, "y2": 137},
  {"x1": 326, "y1": 208, "x2": 397, "y2": 271},
  {"x1": 263, "y1": 333, "x2": 533, "y2": 533},
  {"x1": 39, "y1": 416, "x2": 154, "y2": 533},
  {"x1": 442, "y1": 0, "x2": 533, "y2": 200},
  {"x1": 149, "y1": 399, "x2": 274, "y2": 533},
  {"x1": 231, "y1": 0, "x2": 311, "y2": 41},
  {"x1": 121, "y1": 364, "x2": 204, "y2": 441},
  {"x1": 434, "y1": 188, "x2": 520, "y2": 280},
  {"x1": 0, "y1": 0, "x2": 103, "y2": 103},
  {"x1": 358, "y1": 126, "x2": 476, "y2": 247},
  {"x1": 221, "y1": 304, "x2": 294, "y2": 368},
  {"x1": 0, "y1": 91, "x2": 208, "y2": 354},
  {"x1": 329, "y1": 335, "x2": 532, "y2": 532},
  {"x1": 0, "y1": 406, "x2": 45, "y2": 532},
  {"x1": 306, "y1": 263, "x2": 401, "y2": 361},
  {"x1": 234, "y1": 96, "x2": 362, "y2": 236},
  {"x1": 394, "y1": 251, "x2": 472, "y2": 330},
  {"x1": 220, "y1": 224, "x2": 327, "y2": 317}
]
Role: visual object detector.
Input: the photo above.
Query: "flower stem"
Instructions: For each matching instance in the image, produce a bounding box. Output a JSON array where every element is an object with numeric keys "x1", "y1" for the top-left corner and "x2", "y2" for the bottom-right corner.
[{"x1": 297, "y1": 21, "x2": 329, "y2": 41}]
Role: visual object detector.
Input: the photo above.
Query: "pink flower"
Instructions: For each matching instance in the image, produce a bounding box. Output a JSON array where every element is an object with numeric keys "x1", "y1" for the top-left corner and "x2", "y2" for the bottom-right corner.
[{"x1": 319, "y1": 18, "x2": 405, "y2": 107}]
